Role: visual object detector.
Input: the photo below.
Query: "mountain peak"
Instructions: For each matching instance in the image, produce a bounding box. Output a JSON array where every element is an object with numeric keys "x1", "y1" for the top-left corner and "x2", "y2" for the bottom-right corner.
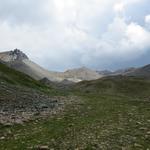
[
  {"x1": 65, "y1": 66, "x2": 93, "y2": 72},
  {"x1": 79, "y1": 66, "x2": 91, "y2": 71},
  {"x1": 64, "y1": 66, "x2": 102, "y2": 81},
  {"x1": 0, "y1": 49, "x2": 28, "y2": 62},
  {"x1": 10, "y1": 49, "x2": 29, "y2": 60}
]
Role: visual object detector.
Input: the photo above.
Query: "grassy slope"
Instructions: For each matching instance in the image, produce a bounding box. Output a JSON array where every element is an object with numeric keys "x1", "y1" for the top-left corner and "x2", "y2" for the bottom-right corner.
[
  {"x1": 0, "y1": 65, "x2": 150, "y2": 149},
  {"x1": 75, "y1": 76, "x2": 150, "y2": 97},
  {"x1": 0, "y1": 62, "x2": 44, "y2": 88},
  {"x1": 0, "y1": 62, "x2": 65, "y2": 95}
]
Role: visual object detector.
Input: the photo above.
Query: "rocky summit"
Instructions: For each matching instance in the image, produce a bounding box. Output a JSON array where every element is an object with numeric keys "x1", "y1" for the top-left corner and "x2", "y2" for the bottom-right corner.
[{"x1": 0, "y1": 49, "x2": 28, "y2": 62}]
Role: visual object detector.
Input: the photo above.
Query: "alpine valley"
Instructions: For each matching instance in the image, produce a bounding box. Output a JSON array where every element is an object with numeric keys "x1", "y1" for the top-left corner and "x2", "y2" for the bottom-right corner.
[{"x1": 0, "y1": 49, "x2": 150, "y2": 150}]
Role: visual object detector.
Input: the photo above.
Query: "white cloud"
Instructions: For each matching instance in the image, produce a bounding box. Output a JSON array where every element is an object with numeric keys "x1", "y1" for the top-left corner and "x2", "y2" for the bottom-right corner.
[
  {"x1": 86, "y1": 17, "x2": 150, "y2": 64},
  {"x1": 114, "y1": 3, "x2": 124, "y2": 13},
  {"x1": 0, "y1": 0, "x2": 150, "y2": 70},
  {"x1": 145, "y1": 14, "x2": 150, "y2": 24},
  {"x1": 114, "y1": 0, "x2": 143, "y2": 13},
  {"x1": 126, "y1": 23, "x2": 150, "y2": 49}
]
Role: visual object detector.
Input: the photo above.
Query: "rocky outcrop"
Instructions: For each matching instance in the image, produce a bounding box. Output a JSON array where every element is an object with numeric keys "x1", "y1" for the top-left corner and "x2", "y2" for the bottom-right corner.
[
  {"x1": 0, "y1": 82, "x2": 78, "y2": 124},
  {"x1": 0, "y1": 49, "x2": 28, "y2": 62}
]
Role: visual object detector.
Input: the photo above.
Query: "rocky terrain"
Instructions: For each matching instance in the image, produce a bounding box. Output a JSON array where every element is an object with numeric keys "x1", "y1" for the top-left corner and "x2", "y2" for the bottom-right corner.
[
  {"x1": 0, "y1": 62, "x2": 79, "y2": 125},
  {"x1": 0, "y1": 49, "x2": 28, "y2": 62},
  {"x1": 63, "y1": 67, "x2": 101, "y2": 81},
  {"x1": 0, "y1": 82, "x2": 74, "y2": 124},
  {"x1": 0, "y1": 72, "x2": 150, "y2": 149}
]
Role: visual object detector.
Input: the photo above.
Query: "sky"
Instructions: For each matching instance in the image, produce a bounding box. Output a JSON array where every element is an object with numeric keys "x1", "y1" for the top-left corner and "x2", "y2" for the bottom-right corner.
[{"x1": 0, "y1": 0, "x2": 150, "y2": 71}]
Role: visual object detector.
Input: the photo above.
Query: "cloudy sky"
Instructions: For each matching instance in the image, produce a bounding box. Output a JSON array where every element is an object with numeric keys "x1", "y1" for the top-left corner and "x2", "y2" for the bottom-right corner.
[{"x1": 0, "y1": 0, "x2": 150, "y2": 71}]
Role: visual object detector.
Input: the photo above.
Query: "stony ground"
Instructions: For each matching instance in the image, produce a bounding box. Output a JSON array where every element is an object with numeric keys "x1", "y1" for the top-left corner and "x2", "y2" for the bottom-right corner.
[
  {"x1": 0, "y1": 92, "x2": 150, "y2": 150},
  {"x1": 0, "y1": 82, "x2": 79, "y2": 125},
  {"x1": 0, "y1": 74, "x2": 150, "y2": 149}
]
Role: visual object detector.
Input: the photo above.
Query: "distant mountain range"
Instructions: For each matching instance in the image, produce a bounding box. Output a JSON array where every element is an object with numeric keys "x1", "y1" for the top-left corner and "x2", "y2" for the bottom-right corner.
[
  {"x1": 97, "y1": 65, "x2": 150, "y2": 78},
  {"x1": 97, "y1": 67, "x2": 136, "y2": 76},
  {"x1": 0, "y1": 49, "x2": 150, "y2": 82},
  {"x1": 0, "y1": 49, "x2": 102, "y2": 82}
]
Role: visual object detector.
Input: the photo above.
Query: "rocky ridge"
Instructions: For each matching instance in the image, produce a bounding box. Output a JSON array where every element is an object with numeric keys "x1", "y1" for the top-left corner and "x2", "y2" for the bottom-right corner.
[{"x1": 0, "y1": 49, "x2": 28, "y2": 62}]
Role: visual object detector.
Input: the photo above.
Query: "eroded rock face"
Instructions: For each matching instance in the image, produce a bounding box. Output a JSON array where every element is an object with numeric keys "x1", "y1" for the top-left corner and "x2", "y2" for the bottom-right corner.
[
  {"x1": 10, "y1": 49, "x2": 29, "y2": 61},
  {"x1": 0, "y1": 49, "x2": 28, "y2": 62}
]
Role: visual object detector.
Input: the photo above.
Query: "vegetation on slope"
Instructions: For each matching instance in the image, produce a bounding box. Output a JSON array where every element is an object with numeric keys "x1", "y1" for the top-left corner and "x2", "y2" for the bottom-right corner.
[
  {"x1": 0, "y1": 62, "x2": 48, "y2": 88},
  {"x1": 0, "y1": 86, "x2": 150, "y2": 149},
  {"x1": 0, "y1": 66, "x2": 150, "y2": 149},
  {"x1": 0, "y1": 62, "x2": 65, "y2": 95},
  {"x1": 75, "y1": 75, "x2": 150, "y2": 97}
]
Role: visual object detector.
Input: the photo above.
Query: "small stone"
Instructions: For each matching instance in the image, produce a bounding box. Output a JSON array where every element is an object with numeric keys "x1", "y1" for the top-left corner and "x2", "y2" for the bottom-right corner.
[
  {"x1": 134, "y1": 143, "x2": 142, "y2": 147},
  {"x1": 122, "y1": 147, "x2": 126, "y2": 150},
  {"x1": 0, "y1": 136, "x2": 5, "y2": 140},
  {"x1": 4, "y1": 123, "x2": 13, "y2": 127},
  {"x1": 38, "y1": 145, "x2": 49, "y2": 150},
  {"x1": 50, "y1": 138, "x2": 55, "y2": 143},
  {"x1": 27, "y1": 146, "x2": 34, "y2": 149},
  {"x1": 147, "y1": 131, "x2": 150, "y2": 135},
  {"x1": 136, "y1": 121, "x2": 142, "y2": 125},
  {"x1": 139, "y1": 127, "x2": 147, "y2": 130}
]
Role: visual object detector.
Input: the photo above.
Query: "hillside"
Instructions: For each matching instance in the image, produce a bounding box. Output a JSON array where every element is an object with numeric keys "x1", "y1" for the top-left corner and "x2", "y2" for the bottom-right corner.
[
  {"x1": 125, "y1": 64, "x2": 150, "y2": 78},
  {"x1": 0, "y1": 62, "x2": 71, "y2": 124},
  {"x1": 0, "y1": 49, "x2": 63, "y2": 81},
  {"x1": 1, "y1": 58, "x2": 150, "y2": 149},
  {"x1": 0, "y1": 61, "x2": 48, "y2": 89},
  {"x1": 1, "y1": 49, "x2": 150, "y2": 83},
  {"x1": 63, "y1": 67, "x2": 102, "y2": 81},
  {"x1": 0, "y1": 70, "x2": 150, "y2": 149},
  {"x1": 74, "y1": 75, "x2": 150, "y2": 97},
  {"x1": 97, "y1": 68, "x2": 136, "y2": 76}
]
